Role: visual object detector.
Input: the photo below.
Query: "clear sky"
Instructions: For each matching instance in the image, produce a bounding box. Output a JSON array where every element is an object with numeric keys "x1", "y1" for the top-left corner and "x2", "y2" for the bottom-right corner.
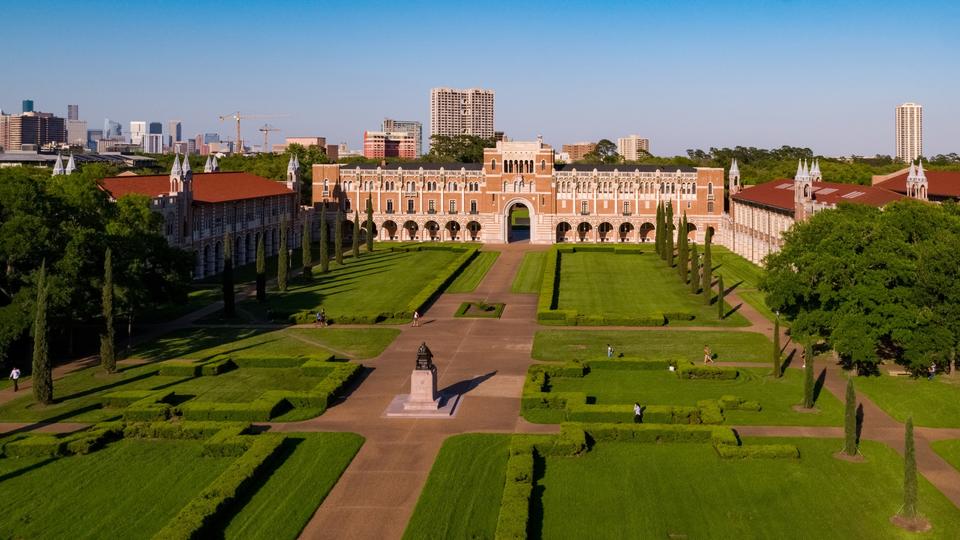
[{"x1": 3, "y1": 0, "x2": 957, "y2": 156}]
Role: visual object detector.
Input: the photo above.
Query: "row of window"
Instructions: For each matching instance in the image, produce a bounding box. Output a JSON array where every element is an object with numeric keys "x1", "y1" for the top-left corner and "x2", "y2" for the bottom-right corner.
[
  {"x1": 557, "y1": 181, "x2": 713, "y2": 195},
  {"x1": 381, "y1": 199, "x2": 479, "y2": 214}
]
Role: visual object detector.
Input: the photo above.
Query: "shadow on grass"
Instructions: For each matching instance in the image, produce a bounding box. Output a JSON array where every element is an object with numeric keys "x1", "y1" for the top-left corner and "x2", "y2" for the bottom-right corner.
[
  {"x1": 0, "y1": 457, "x2": 59, "y2": 482},
  {"x1": 2, "y1": 403, "x2": 105, "y2": 437},
  {"x1": 439, "y1": 371, "x2": 497, "y2": 401},
  {"x1": 527, "y1": 452, "x2": 547, "y2": 540},
  {"x1": 54, "y1": 370, "x2": 160, "y2": 403},
  {"x1": 325, "y1": 366, "x2": 376, "y2": 410},
  {"x1": 856, "y1": 403, "x2": 865, "y2": 444},
  {"x1": 813, "y1": 368, "x2": 827, "y2": 403}
]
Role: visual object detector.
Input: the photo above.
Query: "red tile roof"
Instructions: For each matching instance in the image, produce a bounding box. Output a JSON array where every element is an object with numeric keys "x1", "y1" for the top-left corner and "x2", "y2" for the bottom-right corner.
[
  {"x1": 874, "y1": 170, "x2": 960, "y2": 198},
  {"x1": 732, "y1": 179, "x2": 904, "y2": 213},
  {"x1": 99, "y1": 172, "x2": 294, "y2": 203}
]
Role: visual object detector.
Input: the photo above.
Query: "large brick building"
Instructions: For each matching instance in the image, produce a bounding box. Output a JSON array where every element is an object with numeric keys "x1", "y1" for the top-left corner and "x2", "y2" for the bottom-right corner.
[{"x1": 313, "y1": 139, "x2": 724, "y2": 244}]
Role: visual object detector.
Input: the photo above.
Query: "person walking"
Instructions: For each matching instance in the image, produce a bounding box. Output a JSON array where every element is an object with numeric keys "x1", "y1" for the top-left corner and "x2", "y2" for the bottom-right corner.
[
  {"x1": 319, "y1": 308, "x2": 327, "y2": 328},
  {"x1": 413, "y1": 310, "x2": 420, "y2": 327},
  {"x1": 703, "y1": 345, "x2": 713, "y2": 364},
  {"x1": 9, "y1": 366, "x2": 20, "y2": 392},
  {"x1": 633, "y1": 402, "x2": 642, "y2": 424},
  {"x1": 315, "y1": 310, "x2": 322, "y2": 327},
  {"x1": 928, "y1": 362, "x2": 937, "y2": 381},
  {"x1": 607, "y1": 344, "x2": 614, "y2": 359}
]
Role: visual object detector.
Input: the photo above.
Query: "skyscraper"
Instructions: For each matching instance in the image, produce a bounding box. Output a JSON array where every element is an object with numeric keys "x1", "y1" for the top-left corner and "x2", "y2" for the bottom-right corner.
[
  {"x1": 382, "y1": 119, "x2": 423, "y2": 157},
  {"x1": 429, "y1": 88, "x2": 494, "y2": 139},
  {"x1": 130, "y1": 121, "x2": 147, "y2": 145},
  {"x1": 22, "y1": 99, "x2": 34, "y2": 113},
  {"x1": 67, "y1": 104, "x2": 79, "y2": 121},
  {"x1": 617, "y1": 135, "x2": 651, "y2": 161},
  {"x1": 148, "y1": 122, "x2": 162, "y2": 135},
  {"x1": 895, "y1": 102, "x2": 923, "y2": 162},
  {"x1": 66, "y1": 119, "x2": 87, "y2": 146},
  {"x1": 104, "y1": 119, "x2": 122, "y2": 140},
  {"x1": 167, "y1": 120, "x2": 182, "y2": 143},
  {"x1": 0, "y1": 111, "x2": 66, "y2": 150}
]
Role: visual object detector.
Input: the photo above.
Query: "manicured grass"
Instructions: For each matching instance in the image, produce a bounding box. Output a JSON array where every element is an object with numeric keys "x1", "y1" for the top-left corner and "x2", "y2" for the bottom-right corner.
[
  {"x1": 854, "y1": 373, "x2": 960, "y2": 428},
  {"x1": 510, "y1": 206, "x2": 530, "y2": 225},
  {"x1": 446, "y1": 251, "x2": 500, "y2": 293},
  {"x1": 532, "y1": 329, "x2": 774, "y2": 363},
  {"x1": 200, "y1": 240, "x2": 331, "y2": 285},
  {"x1": 224, "y1": 432, "x2": 364, "y2": 539},
  {"x1": 168, "y1": 368, "x2": 325, "y2": 402},
  {"x1": 403, "y1": 434, "x2": 509, "y2": 540},
  {"x1": 536, "y1": 438, "x2": 960, "y2": 539},
  {"x1": 137, "y1": 287, "x2": 221, "y2": 324},
  {"x1": 931, "y1": 439, "x2": 960, "y2": 472},
  {"x1": 511, "y1": 251, "x2": 547, "y2": 293},
  {"x1": 239, "y1": 249, "x2": 461, "y2": 322},
  {"x1": 545, "y1": 368, "x2": 843, "y2": 426},
  {"x1": 555, "y1": 251, "x2": 748, "y2": 326},
  {"x1": 0, "y1": 439, "x2": 233, "y2": 539},
  {"x1": 454, "y1": 301, "x2": 505, "y2": 318},
  {"x1": 712, "y1": 246, "x2": 783, "y2": 324}
]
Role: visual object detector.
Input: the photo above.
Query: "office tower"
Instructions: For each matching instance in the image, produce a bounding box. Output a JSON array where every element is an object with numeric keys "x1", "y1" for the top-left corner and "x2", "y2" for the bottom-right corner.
[
  {"x1": 87, "y1": 129, "x2": 103, "y2": 151},
  {"x1": 148, "y1": 122, "x2": 162, "y2": 135},
  {"x1": 363, "y1": 131, "x2": 416, "y2": 159},
  {"x1": 22, "y1": 99, "x2": 34, "y2": 113},
  {"x1": 129, "y1": 121, "x2": 147, "y2": 145},
  {"x1": 167, "y1": 120, "x2": 182, "y2": 143},
  {"x1": 382, "y1": 119, "x2": 423, "y2": 157},
  {"x1": 143, "y1": 133, "x2": 164, "y2": 153},
  {"x1": 430, "y1": 88, "x2": 494, "y2": 139},
  {"x1": 66, "y1": 119, "x2": 88, "y2": 146},
  {"x1": 0, "y1": 111, "x2": 66, "y2": 150},
  {"x1": 203, "y1": 133, "x2": 220, "y2": 144},
  {"x1": 617, "y1": 135, "x2": 651, "y2": 161},
  {"x1": 561, "y1": 142, "x2": 597, "y2": 161},
  {"x1": 104, "y1": 119, "x2": 122, "y2": 139},
  {"x1": 67, "y1": 104, "x2": 79, "y2": 121},
  {"x1": 895, "y1": 102, "x2": 923, "y2": 162}
]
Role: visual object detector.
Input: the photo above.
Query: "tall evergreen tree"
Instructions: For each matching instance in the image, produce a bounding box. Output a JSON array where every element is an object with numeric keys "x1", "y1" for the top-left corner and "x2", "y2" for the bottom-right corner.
[
  {"x1": 844, "y1": 378, "x2": 858, "y2": 456},
  {"x1": 689, "y1": 240, "x2": 699, "y2": 294},
  {"x1": 665, "y1": 203, "x2": 674, "y2": 267},
  {"x1": 352, "y1": 211, "x2": 361, "y2": 258},
  {"x1": 773, "y1": 317, "x2": 781, "y2": 377},
  {"x1": 255, "y1": 233, "x2": 266, "y2": 302},
  {"x1": 278, "y1": 221, "x2": 289, "y2": 292},
  {"x1": 717, "y1": 275, "x2": 725, "y2": 319},
  {"x1": 365, "y1": 195, "x2": 374, "y2": 253},
  {"x1": 803, "y1": 342, "x2": 815, "y2": 408},
  {"x1": 32, "y1": 262, "x2": 53, "y2": 404},
  {"x1": 678, "y1": 214, "x2": 689, "y2": 283},
  {"x1": 302, "y1": 214, "x2": 312, "y2": 280},
  {"x1": 901, "y1": 417, "x2": 918, "y2": 518},
  {"x1": 655, "y1": 203, "x2": 663, "y2": 257},
  {"x1": 222, "y1": 233, "x2": 235, "y2": 317},
  {"x1": 320, "y1": 205, "x2": 329, "y2": 273},
  {"x1": 702, "y1": 227, "x2": 714, "y2": 304},
  {"x1": 335, "y1": 208, "x2": 344, "y2": 265},
  {"x1": 100, "y1": 248, "x2": 116, "y2": 374}
]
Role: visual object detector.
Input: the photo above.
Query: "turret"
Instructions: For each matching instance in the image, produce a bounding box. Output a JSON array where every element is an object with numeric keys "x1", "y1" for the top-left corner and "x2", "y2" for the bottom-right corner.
[
  {"x1": 794, "y1": 159, "x2": 812, "y2": 204},
  {"x1": 170, "y1": 153, "x2": 192, "y2": 194},
  {"x1": 211, "y1": 155, "x2": 219, "y2": 172},
  {"x1": 907, "y1": 159, "x2": 928, "y2": 201},
  {"x1": 728, "y1": 158, "x2": 741, "y2": 194},
  {"x1": 203, "y1": 155, "x2": 214, "y2": 173},
  {"x1": 286, "y1": 153, "x2": 300, "y2": 191},
  {"x1": 65, "y1": 154, "x2": 76, "y2": 175},
  {"x1": 52, "y1": 154, "x2": 65, "y2": 176}
]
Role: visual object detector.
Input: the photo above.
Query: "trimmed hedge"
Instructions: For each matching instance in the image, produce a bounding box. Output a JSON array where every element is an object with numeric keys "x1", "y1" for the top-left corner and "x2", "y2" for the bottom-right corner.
[
  {"x1": 406, "y1": 247, "x2": 478, "y2": 316},
  {"x1": 158, "y1": 360, "x2": 204, "y2": 377},
  {"x1": 123, "y1": 391, "x2": 176, "y2": 422},
  {"x1": 4, "y1": 425, "x2": 123, "y2": 458},
  {"x1": 696, "y1": 400, "x2": 725, "y2": 425},
  {"x1": 152, "y1": 434, "x2": 286, "y2": 540},
  {"x1": 201, "y1": 358, "x2": 236, "y2": 376},
  {"x1": 494, "y1": 451, "x2": 534, "y2": 540},
  {"x1": 454, "y1": 301, "x2": 505, "y2": 319},
  {"x1": 201, "y1": 426, "x2": 252, "y2": 457},
  {"x1": 720, "y1": 394, "x2": 762, "y2": 411},
  {"x1": 230, "y1": 356, "x2": 309, "y2": 369},
  {"x1": 179, "y1": 397, "x2": 285, "y2": 422},
  {"x1": 677, "y1": 363, "x2": 738, "y2": 380},
  {"x1": 123, "y1": 421, "x2": 248, "y2": 440},
  {"x1": 575, "y1": 422, "x2": 737, "y2": 446},
  {"x1": 663, "y1": 311, "x2": 696, "y2": 322},
  {"x1": 583, "y1": 358, "x2": 677, "y2": 371},
  {"x1": 566, "y1": 403, "x2": 631, "y2": 423},
  {"x1": 641, "y1": 405, "x2": 701, "y2": 425},
  {"x1": 102, "y1": 390, "x2": 157, "y2": 408},
  {"x1": 715, "y1": 444, "x2": 800, "y2": 460}
]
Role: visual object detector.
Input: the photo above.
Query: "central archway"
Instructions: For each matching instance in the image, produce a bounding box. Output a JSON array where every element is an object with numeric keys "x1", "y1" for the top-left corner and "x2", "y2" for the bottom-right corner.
[{"x1": 503, "y1": 198, "x2": 535, "y2": 243}]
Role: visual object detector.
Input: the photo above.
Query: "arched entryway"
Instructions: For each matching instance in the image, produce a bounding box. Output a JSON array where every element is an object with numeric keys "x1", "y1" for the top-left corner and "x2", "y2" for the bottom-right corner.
[
  {"x1": 403, "y1": 220, "x2": 418, "y2": 241},
  {"x1": 618, "y1": 223, "x2": 634, "y2": 243},
  {"x1": 598, "y1": 222, "x2": 613, "y2": 243},
  {"x1": 467, "y1": 221, "x2": 482, "y2": 241},
  {"x1": 577, "y1": 222, "x2": 592, "y2": 242},
  {"x1": 556, "y1": 222, "x2": 572, "y2": 243},
  {"x1": 504, "y1": 199, "x2": 533, "y2": 243},
  {"x1": 382, "y1": 220, "x2": 398, "y2": 241},
  {"x1": 687, "y1": 222, "x2": 697, "y2": 241},
  {"x1": 445, "y1": 221, "x2": 461, "y2": 241},
  {"x1": 424, "y1": 221, "x2": 440, "y2": 241}
]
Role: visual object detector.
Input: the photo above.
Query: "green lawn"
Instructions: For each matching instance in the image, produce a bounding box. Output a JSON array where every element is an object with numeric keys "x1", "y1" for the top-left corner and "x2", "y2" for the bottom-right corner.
[
  {"x1": 712, "y1": 246, "x2": 782, "y2": 323},
  {"x1": 511, "y1": 251, "x2": 547, "y2": 293},
  {"x1": 167, "y1": 368, "x2": 325, "y2": 403},
  {"x1": 510, "y1": 207, "x2": 530, "y2": 225},
  {"x1": 137, "y1": 287, "x2": 221, "y2": 324},
  {"x1": 200, "y1": 240, "x2": 332, "y2": 285},
  {"x1": 556, "y1": 251, "x2": 748, "y2": 326},
  {"x1": 536, "y1": 438, "x2": 960, "y2": 539},
  {"x1": 224, "y1": 432, "x2": 364, "y2": 539},
  {"x1": 0, "y1": 439, "x2": 233, "y2": 539},
  {"x1": 238, "y1": 249, "x2": 461, "y2": 322},
  {"x1": 446, "y1": 251, "x2": 500, "y2": 293},
  {"x1": 854, "y1": 373, "x2": 960, "y2": 428},
  {"x1": 544, "y1": 368, "x2": 843, "y2": 426},
  {"x1": 931, "y1": 439, "x2": 960, "y2": 472},
  {"x1": 532, "y1": 329, "x2": 774, "y2": 363},
  {"x1": 403, "y1": 434, "x2": 509, "y2": 540}
]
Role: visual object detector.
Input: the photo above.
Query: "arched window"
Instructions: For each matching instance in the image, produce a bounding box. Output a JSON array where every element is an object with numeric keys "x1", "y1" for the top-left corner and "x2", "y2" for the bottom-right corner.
[
  {"x1": 492, "y1": 159, "x2": 497, "y2": 170},
  {"x1": 386, "y1": 200, "x2": 394, "y2": 213},
  {"x1": 470, "y1": 200, "x2": 477, "y2": 213},
  {"x1": 541, "y1": 160, "x2": 546, "y2": 170},
  {"x1": 707, "y1": 182, "x2": 714, "y2": 196}
]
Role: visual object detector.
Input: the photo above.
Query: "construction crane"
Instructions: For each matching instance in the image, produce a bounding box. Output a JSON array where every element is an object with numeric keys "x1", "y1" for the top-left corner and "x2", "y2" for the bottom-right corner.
[
  {"x1": 258, "y1": 124, "x2": 281, "y2": 153},
  {"x1": 218, "y1": 112, "x2": 286, "y2": 154}
]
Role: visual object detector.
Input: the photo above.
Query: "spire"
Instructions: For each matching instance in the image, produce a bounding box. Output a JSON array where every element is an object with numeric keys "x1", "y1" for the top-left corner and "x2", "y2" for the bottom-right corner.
[
  {"x1": 170, "y1": 153, "x2": 182, "y2": 177},
  {"x1": 916, "y1": 159, "x2": 925, "y2": 178},
  {"x1": 52, "y1": 154, "x2": 65, "y2": 176},
  {"x1": 908, "y1": 162, "x2": 916, "y2": 179},
  {"x1": 729, "y1": 158, "x2": 739, "y2": 176},
  {"x1": 211, "y1": 155, "x2": 219, "y2": 172},
  {"x1": 65, "y1": 154, "x2": 76, "y2": 175},
  {"x1": 287, "y1": 153, "x2": 298, "y2": 173},
  {"x1": 796, "y1": 159, "x2": 804, "y2": 179},
  {"x1": 181, "y1": 153, "x2": 191, "y2": 173},
  {"x1": 204, "y1": 155, "x2": 213, "y2": 173}
]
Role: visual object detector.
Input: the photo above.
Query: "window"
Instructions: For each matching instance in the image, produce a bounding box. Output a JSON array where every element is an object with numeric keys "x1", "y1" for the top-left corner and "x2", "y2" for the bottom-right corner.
[
  {"x1": 449, "y1": 200, "x2": 456, "y2": 213},
  {"x1": 581, "y1": 201, "x2": 588, "y2": 214},
  {"x1": 708, "y1": 201, "x2": 715, "y2": 213},
  {"x1": 541, "y1": 160, "x2": 546, "y2": 170},
  {"x1": 708, "y1": 182, "x2": 714, "y2": 196},
  {"x1": 406, "y1": 199, "x2": 414, "y2": 213},
  {"x1": 428, "y1": 200, "x2": 436, "y2": 213},
  {"x1": 623, "y1": 201, "x2": 630, "y2": 214},
  {"x1": 386, "y1": 200, "x2": 394, "y2": 213},
  {"x1": 470, "y1": 200, "x2": 478, "y2": 214},
  {"x1": 491, "y1": 159, "x2": 497, "y2": 170}
]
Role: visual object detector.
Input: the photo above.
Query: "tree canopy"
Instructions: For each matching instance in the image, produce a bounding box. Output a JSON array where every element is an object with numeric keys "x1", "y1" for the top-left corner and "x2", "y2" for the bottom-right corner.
[
  {"x1": 761, "y1": 199, "x2": 960, "y2": 374},
  {"x1": 425, "y1": 135, "x2": 495, "y2": 163}
]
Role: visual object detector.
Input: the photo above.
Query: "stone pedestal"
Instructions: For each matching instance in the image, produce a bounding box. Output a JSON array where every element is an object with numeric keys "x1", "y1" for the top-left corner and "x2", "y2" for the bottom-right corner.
[
  {"x1": 385, "y1": 341, "x2": 460, "y2": 418},
  {"x1": 403, "y1": 368, "x2": 440, "y2": 411}
]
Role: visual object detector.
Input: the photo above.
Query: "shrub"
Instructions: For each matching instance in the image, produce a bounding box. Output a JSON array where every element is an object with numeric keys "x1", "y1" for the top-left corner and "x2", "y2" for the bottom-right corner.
[
  {"x1": 123, "y1": 391, "x2": 176, "y2": 422},
  {"x1": 229, "y1": 356, "x2": 307, "y2": 368},
  {"x1": 677, "y1": 363, "x2": 738, "y2": 380},
  {"x1": 715, "y1": 444, "x2": 800, "y2": 459},
  {"x1": 583, "y1": 358, "x2": 677, "y2": 371},
  {"x1": 102, "y1": 390, "x2": 156, "y2": 408},
  {"x1": 158, "y1": 360, "x2": 203, "y2": 377},
  {"x1": 406, "y1": 247, "x2": 477, "y2": 315},
  {"x1": 577, "y1": 422, "x2": 727, "y2": 444},
  {"x1": 696, "y1": 400, "x2": 725, "y2": 424},
  {"x1": 663, "y1": 311, "x2": 696, "y2": 322},
  {"x1": 720, "y1": 395, "x2": 762, "y2": 411},
  {"x1": 123, "y1": 421, "x2": 247, "y2": 440},
  {"x1": 201, "y1": 358, "x2": 236, "y2": 376},
  {"x1": 494, "y1": 451, "x2": 535, "y2": 540},
  {"x1": 566, "y1": 403, "x2": 632, "y2": 423},
  {"x1": 640, "y1": 405, "x2": 701, "y2": 424},
  {"x1": 179, "y1": 397, "x2": 284, "y2": 422},
  {"x1": 201, "y1": 426, "x2": 252, "y2": 457},
  {"x1": 4, "y1": 436, "x2": 64, "y2": 457},
  {"x1": 63, "y1": 426, "x2": 123, "y2": 455},
  {"x1": 300, "y1": 356, "x2": 338, "y2": 377},
  {"x1": 539, "y1": 363, "x2": 585, "y2": 378}
]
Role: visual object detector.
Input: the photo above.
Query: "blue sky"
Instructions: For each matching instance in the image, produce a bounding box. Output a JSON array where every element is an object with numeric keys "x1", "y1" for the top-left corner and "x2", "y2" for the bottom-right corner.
[{"x1": 3, "y1": 0, "x2": 958, "y2": 156}]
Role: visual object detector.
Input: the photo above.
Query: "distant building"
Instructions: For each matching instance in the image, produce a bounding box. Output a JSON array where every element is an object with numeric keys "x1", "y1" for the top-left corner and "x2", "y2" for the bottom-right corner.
[
  {"x1": 896, "y1": 102, "x2": 923, "y2": 162},
  {"x1": 430, "y1": 88, "x2": 494, "y2": 139},
  {"x1": 144, "y1": 133, "x2": 164, "y2": 153},
  {"x1": 66, "y1": 119, "x2": 88, "y2": 146},
  {"x1": 0, "y1": 111, "x2": 66, "y2": 151},
  {"x1": 130, "y1": 121, "x2": 147, "y2": 145},
  {"x1": 494, "y1": 131, "x2": 506, "y2": 142},
  {"x1": 617, "y1": 135, "x2": 650, "y2": 161},
  {"x1": 203, "y1": 133, "x2": 220, "y2": 144},
  {"x1": 22, "y1": 100, "x2": 33, "y2": 113},
  {"x1": 104, "y1": 119, "x2": 122, "y2": 140},
  {"x1": 363, "y1": 131, "x2": 416, "y2": 159},
  {"x1": 87, "y1": 129, "x2": 103, "y2": 151},
  {"x1": 562, "y1": 142, "x2": 596, "y2": 161},
  {"x1": 67, "y1": 104, "x2": 79, "y2": 121},
  {"x1": 148, "y1": 122, "x2": 162, "y2": 135},
  {"x1": 382, "y1": 119, "x2": 423, "y2": 157},
  {"x1": 325, "y1": 144, "x2": 339, "y2": 161},
  {"x1": 168, "y1": 120, "x2": 182, "y2": 143}
]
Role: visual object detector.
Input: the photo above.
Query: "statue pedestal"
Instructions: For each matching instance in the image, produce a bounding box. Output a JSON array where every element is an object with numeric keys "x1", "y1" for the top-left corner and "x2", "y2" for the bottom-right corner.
[
  {"x1": 403, "y1": 369, "x2": 440, "y2": 411},
  {"x1": 385, "y1": 341, "x2": 460, "y2": 418}
]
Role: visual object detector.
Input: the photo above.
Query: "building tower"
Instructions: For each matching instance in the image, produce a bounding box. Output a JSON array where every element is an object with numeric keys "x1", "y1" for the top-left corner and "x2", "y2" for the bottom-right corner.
[
  {"x1": 286, "y1": 154, "x2": 301, "y2": 206},
  {"x1": 168, "y1": 153, "x2": 193, "y2": 246},
  {"x1": 52, "y1": 154, "x2": 65, "y2": 176},
  {"x1": 65, "y1": 154, "x2": 76, "y2": 175},
  {"x1": 810, "y1": 159, "x2": 822, "y2": 182},
  {"x1": 794, "y1": 159, "x2": 813, "y2": 220},
  {"x1": 896, "y1": 102, "x2": 923, "y2": 163},
  {"x1": 906, "y1": 160, "x2": 928, "y2": 201},
  {"x1": 728, "y1": 159, "x2": 741, "y2": 195}
]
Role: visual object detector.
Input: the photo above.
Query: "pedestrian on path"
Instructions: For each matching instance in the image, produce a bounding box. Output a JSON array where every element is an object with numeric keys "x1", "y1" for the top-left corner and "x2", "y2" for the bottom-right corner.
[
  {"x1": 607, "y1": 344, "x2": 614, "y2": 358},
  {"x1": 633, "y1": 402, "x2": 642, "y2": 423},
  {"x1": 412, "y1": 311, "x2": 420, "y2": 327},
  {"x1": 9, "y1": 366, "x2": 20, "y2": 392},
  {"x1": 928, "y1": 362, "x2": 937, "y2": 381},
  {"x1": 315, "y1": 310, "x2": 322, "y2": 327},
  {"x1": 703, "y1": 345, "x2": 713, "y2": 364}
]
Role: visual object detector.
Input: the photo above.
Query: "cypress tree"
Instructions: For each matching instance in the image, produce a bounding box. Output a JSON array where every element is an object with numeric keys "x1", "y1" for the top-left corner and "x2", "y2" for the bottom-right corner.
[
  {"x1": 222, "y1": 233, "x2": 235, "y2": 317},
  {"x1": 678, "y1": 214, "x2": 689, "y2": 282},
  {"x1": 100, "y1": 248, "x2": 116, "y2": 374},
  {"x1": 665, "y1": 203, "x2": 674, "y2": 267},
  {"x1": 352, "y1": 211, "x2": 361, "y2": 258},
  {"x1": 843, "y1": 378, "x2": 858, "y2": 456},
  {"x1": 365, "y1": 195, "x2": 374, "y2": 253},
  {"x1": 702, "y1": 227, "x2": 714, "y2": 304},
  {"x1": 803, "y1": 342, "x2": 815, "y2": 408},
  {"x1": 717, "y1": 275, "x2": 725, "y2": 319},
  {"x1": 320, "y1": 205, "x2": 329, "y2": 274},
  {"x1": 255, "y1": 233, "x2": 266, "y2": 302},
  {"x1": 773, "y1": 317, "x2": 781, "y2": 377},
  {"x1": 689, "y1": 240, "x2": 699, "y2": 294},
  {"x1": 655, "y1": 203, "x2": 663, "y2": 257},
  {"x1": 302, "y1": 214, "x2": 312, "y2": 280},
  {"x1": 278, "y1": 221, "x2": 289, "y2": 292},
  {"x1": 335, "y1": 208, "x2": 344, "y2": 265},
  {"x1": 32, "y1": 262, "x2": 53, "y2": 404},
  {"x1": 901, "y1": 416, "x2": 918, "y2": 518}
]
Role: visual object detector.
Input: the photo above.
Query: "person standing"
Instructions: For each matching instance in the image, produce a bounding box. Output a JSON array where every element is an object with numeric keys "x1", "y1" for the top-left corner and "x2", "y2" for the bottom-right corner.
[
  {"x1": 413, "y1": 310, "x2": 420, "y2": 327},
  {"x1": 315, "y1": 310, "x2": 322, "y2": 327},
  {"x1": 319, "y1": 308, "x2": 327, "y2": 328},
  {"x1": 633, "y1": 402, "x2": 642, "y2": 423},
  {"x1": 607, "y1": 344, "x2": 614, "y2": 358},
  {"x1": 9, "y1": 366, "x2": 20, "y2": 392},
  {"x1": 928, "y1": 363, "x2": 937, "y2": 381}
]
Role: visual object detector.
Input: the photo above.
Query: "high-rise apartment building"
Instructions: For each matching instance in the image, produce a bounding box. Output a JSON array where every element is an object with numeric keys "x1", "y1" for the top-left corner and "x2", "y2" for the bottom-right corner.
[
  {"x1": 130, "y1": 121, "x2": 147, "y2": 145},
  {"x1": 67, "y1": 104, "x2": 79, "y2": 121},
  {"x1": 148, "y1": 122, "x2": 162, "y2": 135},
  {"x1": 617, "y1": 135, "x2": 651, "y2": 161},
  {"x1": 168, "y1": 120, "x2": 182, "y2": 143},
  {"x1": 0, "y1": 111, "x2": 66, "y2": 151},
  {"x1": 562, "y1": 142, "x2": 597, "y2": 161},
  {"x1": 143, "y1": 133, "x2": 164, "y2": 153},
  {"x1": 66, "y1": 119, "x2": 88, "y2": 146},
  {"x1": 363, "y1": 131, "x2": 417, "y2": 159},
  {"x1": 382, "y1": 119, "x2": 423, "y2": 157},
  {"x1": 22, "y1": 100, "x2": 34, "y2": 113},
  {"x1": 895, "y1": 102, "x2": 923, "y2": 162},
  {"x1": 430, "y1": 88, "x2": 494, "y2": 139}
]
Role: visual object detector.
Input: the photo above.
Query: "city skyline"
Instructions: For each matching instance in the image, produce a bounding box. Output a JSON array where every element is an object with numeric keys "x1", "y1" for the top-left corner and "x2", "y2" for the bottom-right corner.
[{"x1": 2, "y1": 0, "x2": 958, "y2": 156}]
